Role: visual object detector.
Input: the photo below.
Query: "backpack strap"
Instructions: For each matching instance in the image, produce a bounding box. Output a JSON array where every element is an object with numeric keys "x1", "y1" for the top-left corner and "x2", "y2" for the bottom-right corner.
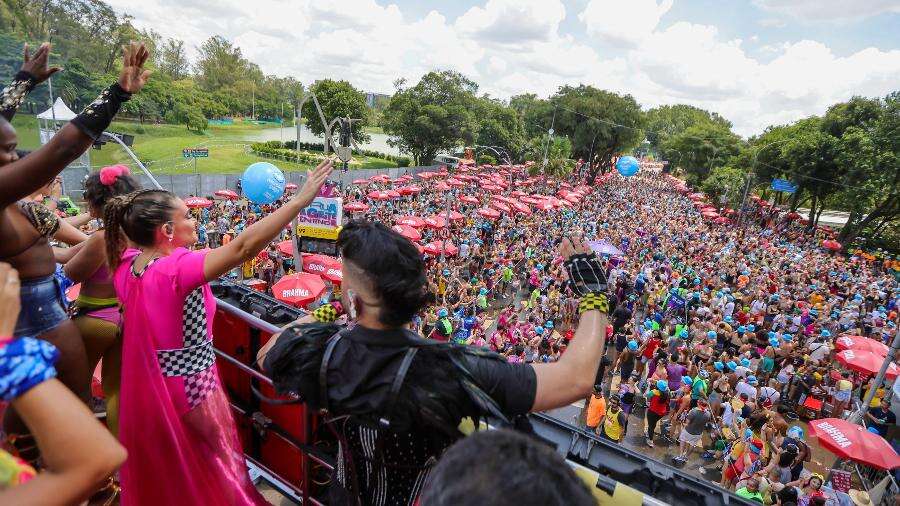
[
  {"x1": 379, "y1": 347, "x2": 418, "y2": 429},
  {"x1": 319, "y1": 330, "x2": 347, "y2": 413}
]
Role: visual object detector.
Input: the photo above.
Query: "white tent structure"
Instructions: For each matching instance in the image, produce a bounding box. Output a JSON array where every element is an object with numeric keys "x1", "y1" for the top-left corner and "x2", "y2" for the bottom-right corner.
[{"x1": 37, "y1": 98, "x2": 90, "y2": 192}]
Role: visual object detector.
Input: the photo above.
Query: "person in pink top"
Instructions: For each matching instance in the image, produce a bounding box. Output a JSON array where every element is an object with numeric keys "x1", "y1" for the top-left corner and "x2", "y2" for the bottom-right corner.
[{"x1": 102, "y1": 159, "x2": 332, "y2": 506}]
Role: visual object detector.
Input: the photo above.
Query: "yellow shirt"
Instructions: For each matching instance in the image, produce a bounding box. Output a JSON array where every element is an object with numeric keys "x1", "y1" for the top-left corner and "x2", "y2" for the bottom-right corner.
[{"x1": 603, "y1": 408, "x2": 624, "y2": 440}]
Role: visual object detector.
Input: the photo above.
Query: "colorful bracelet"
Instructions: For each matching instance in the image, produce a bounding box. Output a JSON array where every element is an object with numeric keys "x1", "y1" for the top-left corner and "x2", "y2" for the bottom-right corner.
[
  {"x1": 70, "y1": 82, "x2": 132, "y2": 140},
  {"x1": 578, "y1": 292, "x2": 609, "y2": 314},
  {"x1": 0, "y1": 71, "x2": 37, "y2": 121},
  {"x1": 0, "y1": 337, "x2": 59, "y2": 402},
  {"x1": 311, "y1": 301, "x2": 344, "y2": 323}
]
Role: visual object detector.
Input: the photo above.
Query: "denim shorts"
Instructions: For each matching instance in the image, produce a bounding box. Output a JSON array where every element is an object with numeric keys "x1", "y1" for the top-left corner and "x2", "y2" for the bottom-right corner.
[{"x1": 14, "y1": 274, "x2": 68, "y2": 338}]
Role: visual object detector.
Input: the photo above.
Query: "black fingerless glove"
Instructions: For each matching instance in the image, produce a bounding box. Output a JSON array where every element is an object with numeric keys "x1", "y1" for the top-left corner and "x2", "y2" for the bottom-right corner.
[
  {"x1": 70, "y1": 83, "x2": 131, "y2": 140},
  {"x1": 0, "y1": 71, "x2": 37, "y2": 121},
  {"x1": 563, "y1": 252, "x2": 609, "y2": 296}
]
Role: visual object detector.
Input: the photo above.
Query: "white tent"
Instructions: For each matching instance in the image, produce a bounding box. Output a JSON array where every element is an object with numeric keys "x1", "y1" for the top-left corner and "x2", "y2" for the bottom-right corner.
[{"x1": 37, "y1": 97, "x2": 77, "y2": 121}]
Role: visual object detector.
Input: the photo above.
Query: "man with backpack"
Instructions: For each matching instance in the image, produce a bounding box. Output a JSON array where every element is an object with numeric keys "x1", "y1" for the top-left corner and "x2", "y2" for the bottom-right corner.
[{"x1": 258, "y1": 222, "x2": 610, "y2": 505}]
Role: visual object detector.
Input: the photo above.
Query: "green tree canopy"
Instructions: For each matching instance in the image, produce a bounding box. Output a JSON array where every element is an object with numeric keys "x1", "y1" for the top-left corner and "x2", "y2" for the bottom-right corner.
[
  {"x1": 301, "y1": 79, "x2": 370, "y2": 144},
  {"x1": 701, "y1": 166, "x2": 747, "y2": 208},
  {"x1": 645, "y1": 104, "x2": 732, "y2": 153},
  {"x1": 661, "y1": 123, "x2": 744, "y2": 185},
  {"x1": 382, "y1": 71, "x2": 479, "y2": 165},
  {"x1": 474, "y1": 97, "x2": 525, "y2": 161}
]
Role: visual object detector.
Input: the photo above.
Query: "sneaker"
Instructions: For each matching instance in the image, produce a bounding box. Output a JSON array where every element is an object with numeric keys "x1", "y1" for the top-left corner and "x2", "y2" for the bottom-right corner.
[{"x1": 646, "y1": 438, "x2": 654, "y2": 448}]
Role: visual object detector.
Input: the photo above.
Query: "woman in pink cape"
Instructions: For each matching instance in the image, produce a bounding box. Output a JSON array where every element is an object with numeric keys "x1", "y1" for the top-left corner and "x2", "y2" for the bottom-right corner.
[{"x1": 105, "y1": 160, "x2": 332, "y2": 505}]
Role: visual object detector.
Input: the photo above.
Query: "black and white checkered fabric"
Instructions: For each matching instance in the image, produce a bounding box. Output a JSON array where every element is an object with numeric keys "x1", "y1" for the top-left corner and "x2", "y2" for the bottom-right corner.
[{"x1": 155, "y1": 287, "x2": 217, "y2": 409}]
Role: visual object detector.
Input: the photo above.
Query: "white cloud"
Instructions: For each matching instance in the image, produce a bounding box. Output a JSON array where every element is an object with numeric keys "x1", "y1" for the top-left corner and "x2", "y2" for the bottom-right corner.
[
  {"x1": 579, "y1": 0, "x2": 674, "y2": 47},
  {"x1": 753, "y1": 0, "x2": 900, "y2": 22},
  {"x1": 101, "y1": 0, "x2": 900, "y2": 138}
]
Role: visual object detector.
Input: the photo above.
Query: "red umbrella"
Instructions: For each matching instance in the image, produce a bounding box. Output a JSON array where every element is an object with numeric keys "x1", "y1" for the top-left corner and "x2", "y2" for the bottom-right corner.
[
  {"x1": 399, "y1": 185, "x2": 422, "y2": 196},
  {"x1": 510, "y1": 190, "x2": 527, "y2": 198},
  {"x1": 184, "y1": 197, "x2": 212, "y2": 208},
  {"x1": 424, "y1": 216, "x2": 447, "y2": 229},
  {"x1": 447, "y1": 210, "x2": 464, "y2": 222},
  {"x1": 835, "y1": 335, "x2": 889, "y2": 356},
  {"x1": 534, "y1": 200, "x2": 555, "y2": 211},
  {"x1": 434, "y1": 182, "x2": 451, "y2": 191},
  {"x1": 823, "y1": 239, "x2": 842, "y2": 251},
  {"x1": 423, "y1": 241, "x2": 458, "y2": 257},
  {"x1": 459, "y1": 195, "x2": 479, "y2": 205},
  {"x1": 416, "y1": 172, "x2": 435, "y2": 180},
  {"x1": 809, "y1": 418, "x2": 900, "y2": 470},
  {"x1": 491, "y1": 201, "x2": 511, "y2": 213},
  {"x1": 446, "y1": 178, "x2": 465, "y2": 188},
  {"x1": 352, "y1": 179, "x2": 369, "y2": 185},
  {"x1": 511, "y1": 202, "x2": 532, "y2": 215},
  {"x1": 713, "y1": 216, "x2": 729, "y2": 224},
  {"x1": 214, "y1": 189, "x2": 239, "y2": 200},
  {"x1": 302, "y1": 254, "x2": 343, "y2": 284},
  {"x1": 367, "y1": 190, "x2": 392, "y2": 201},
  {"x1": 482, "y1": 184, "x2": 502, "y2": 193},
  {"x1": 477, "y1": 207, "x2": 501, "y2": 220},
  {"x1": 396, "y1": 216, "x2": 425, "y2": 228},
  {"x1": 392, "y1": 224, "x2": 422, "y2": 241},
  {"x1": 369, "y1": 174, "x2": 391, "y2": 183},
  {"x1": 276, "y1": 240, "x2": 294, "y2": 257},
  {"x1": 786, "y1": 211, "x2": 801, "y2": 220},
  {"x1": 344, "y1": 201, "x2": 370, "y2": 213},
  {"x1": 272, "y1": 273, "x2": 327, "y2": 308},
  {"x1": 836, "y1": 349, "x2": 899, "y2": 379},
  {"x1": 386, "y1": 190, "x2": 402, "y2": 199}
]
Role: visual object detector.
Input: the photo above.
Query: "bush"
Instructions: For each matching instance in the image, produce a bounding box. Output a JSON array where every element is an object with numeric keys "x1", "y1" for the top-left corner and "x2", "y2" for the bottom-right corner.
[{"x1": 397, "y1": 157, "x2": 411, "y2": 167}]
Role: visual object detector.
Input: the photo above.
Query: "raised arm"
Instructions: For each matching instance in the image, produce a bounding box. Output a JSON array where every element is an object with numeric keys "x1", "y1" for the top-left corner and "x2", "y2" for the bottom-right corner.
[
  {"x1": 0, "y1": 42, "x2": 150, "y2": 208},
  {"x1": 0, "y1": 43, "x2": 61, "y2": 121},
  {"x1": 203, "y1": 159, "x2": 333, "y2": 281},
  {"x1": 530, "y1": 238, "x2": 609, "y2": 412}
]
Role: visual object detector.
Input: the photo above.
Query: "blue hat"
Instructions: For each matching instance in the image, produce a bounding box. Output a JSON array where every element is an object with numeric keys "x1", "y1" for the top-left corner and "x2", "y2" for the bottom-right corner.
[
  {"x1": 724, "y1": 316, "x2": 733, "y2": 323},
  {"x1": 699, "y1": 370, "x2": 709, "y2": 379},
  {"x1": 747, "y1": 324, "x2": 755, "y2": 332},
  {"x1": 479, "y1": 287, "x2": 488, "y2": 295},
  {"x1": 783, "y1": 334, "x2": 794, "y2": 342},
  {"x1": 747, "y1": 376, "x2": 758, "y2": 385},
  {"x1": 714, "y1": 361, "x2": 724, "y2": 371},
  {"x1": 741, "y1": 358, "x2": 751, "y2": 367},
  {"x1": 744, "y1": 429, "x2": 754, "y2": 440},
  {"x1": 727, "y1": 361, "x2": 737, "y2": 371},
  {"x1": 438, "y1": 308, "x2": 448, "y2": 318},
  {"x1": 682, "y1": 376, "x2": 693, "y2": 386},
  {"x1": 535, "y1": 326, "x2": 545, "y2": 335},
  {"x1": 787, "y1": 426, "x2": 804, "y2": 439},
  {"x1": 768, "y1": 331, "x2": 776, "y2": 339},
  {"x1": 645, "y1": 320, "x2": 654, "y2": 330},
  {"x1": 628, "y1": 340, "x2": 639, "y2": 351},
  {"x1": 769, "y1": 338, "x2": 780, "y2": 348},
  {"x1": 536, "y1": 263, "x2": 544, "y2": 270},
  {"x1": 657, "y1": 380, "x2": 668, "y2": 391},
  {"x1": 443, "y1": 269, "x2": 450, "y2": 276},
  {"x1": 737, "y1": 326, "x2": 746, "y2": 334},
  {"x1": 707, "y1": 331, "x2": 717, "y2": 339},
  {"x1": 545, "y1": 320, "x2": 554, "y2": 329},
  {"x1": 821, "y1": 329, "x2": 831, "y2": 337},
  {"x1": 680, "y1": 329, "x2": 689, "y2": 339}
]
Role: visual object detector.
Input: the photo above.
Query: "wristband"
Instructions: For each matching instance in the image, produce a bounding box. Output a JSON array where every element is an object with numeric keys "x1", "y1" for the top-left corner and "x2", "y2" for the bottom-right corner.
[
  {"x1": 70, "y1": 83, "x2": 132, "y2": 140},
  {"x1": 578, "y1": 292, "x2": 609, "y2": 314},
  {"x1": 0, "y1": 71, "x2": 37, "y2": 121},
  {"x1": 0, "y1": 337, "x2": 59, "y2": 402},
  {"x1": 311, "y1": 301, "x2": 344, "y2": 323}
]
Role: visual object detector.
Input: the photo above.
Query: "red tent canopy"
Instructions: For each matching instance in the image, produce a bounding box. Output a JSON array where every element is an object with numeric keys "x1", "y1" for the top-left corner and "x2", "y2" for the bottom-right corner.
[
  {"x1": 822, "y1": 239, "x2": 842, "y2": 251},
  {"x1": 392, "y1": 224, "x2": 422, "y2": 242},
  {"x1": 477, "y1": 207, "x2": 501, "y2": 220},
  {"x1": 399, "y1": 185, "x2": 422, "y2": 195},
  {"x1": 459, "y1": 195, "x2": 479, "y2": 204},
  {"x1": 302, "y1": 254, "x2": 343, "y2": 284},
  {"x1": 271, "y1": 273, "x2": 327, "y2": 308},
  {"x1": 490, "y1": 201, "x2": 511, "y2": 213},
  {"x1": 424, "y1": 216, "x2": 448, "y2": 229},
  {"x1": 836, "y1": 349, "x2": 899, "y2": 379},
  {"x1": 434, "y1": 182, "x2": 451, "y2": 191},
  {"x1": 367, "y1": 190, "x2": 393, "y2": 201},
  {"x1": 344, "y1": 202, "x2": 369, "y2": 213},
  {"x1": 184, "y1": 197, "x2": 212, "y2": 208},
  {"x1": 447, "y1": 210, "x2": 465, "y2": 222},
  {"x1": 352, "y1": 179, "x2": 369, "y2": 185},
  {"x1": 809, "y1": 418, "x2": 900, "y2": 470}
]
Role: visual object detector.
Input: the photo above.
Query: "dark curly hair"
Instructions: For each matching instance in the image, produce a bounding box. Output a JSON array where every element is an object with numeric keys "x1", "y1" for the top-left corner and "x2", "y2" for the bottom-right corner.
[
  {"x1": 337, "y1": 220, "x2": 433, "y2": 327},
  {"x1": 84, "y1": 166, "x2": 140, "y2": 215}
]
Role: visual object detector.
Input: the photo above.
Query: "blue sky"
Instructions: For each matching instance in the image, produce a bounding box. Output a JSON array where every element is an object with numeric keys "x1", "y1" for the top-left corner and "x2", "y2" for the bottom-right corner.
[{"x1": 105, "y1": 0, "x2": 900, "y2": 136}]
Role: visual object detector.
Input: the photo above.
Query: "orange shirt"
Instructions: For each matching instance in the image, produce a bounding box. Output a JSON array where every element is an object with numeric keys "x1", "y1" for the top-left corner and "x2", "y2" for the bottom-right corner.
[{"x1": 586, "y1": 394, "x2": 607, "y2": 428}]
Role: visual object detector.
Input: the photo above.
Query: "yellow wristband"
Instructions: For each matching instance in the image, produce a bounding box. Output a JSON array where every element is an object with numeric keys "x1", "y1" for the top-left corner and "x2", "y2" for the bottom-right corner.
[{"x1": 578, "y1": 293, "x2": 609, "y2": 314}]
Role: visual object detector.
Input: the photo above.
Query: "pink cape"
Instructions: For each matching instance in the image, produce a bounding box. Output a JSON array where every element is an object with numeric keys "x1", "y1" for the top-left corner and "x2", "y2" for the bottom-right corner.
[{"x1": 114, "y1": 248, "x2": 266, "y2": 505}]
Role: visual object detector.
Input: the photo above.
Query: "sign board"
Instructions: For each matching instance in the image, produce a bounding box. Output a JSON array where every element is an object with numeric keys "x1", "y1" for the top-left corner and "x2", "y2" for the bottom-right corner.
[
  {"x1": 297, "y1": 225, "x2": 341, "y2": 241},
  {"x1": 771, "y1": 178, "x2": 797, "y2": 194},
  {"x1": 182, "y1": 148, "x2": 209, "y2": 158},
  {"x1": 298, "y1": 197, "x2": 343, "y2": 229}
]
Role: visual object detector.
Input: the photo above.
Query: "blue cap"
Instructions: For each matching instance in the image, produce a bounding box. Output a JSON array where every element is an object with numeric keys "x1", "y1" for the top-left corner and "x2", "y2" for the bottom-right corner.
[
  {"x1": 747, "y1": 376, "x2": 758, "y2": 385},
  {"x1": 443, "y1": 269, "x2": 450, "y2": 276},
  {"x1": 645, "y1": 320, "x2": 654, "y2": 330},
  {"x1": 744, "y1": 429, "x2": 754, "y2": 440},
  {"x1": 682, "y1": 376, "x2": 693, "y2": 386},
  {"x1": 727, "y1": 361, "x2": 737, "y2": 371},
  {"x1": 783, "y1": 334, "x2": 794, "y2": 342},
  {"x1": 535, "y1": 326, "x2": 545, "y2": 335},
  {"x1": 545, "y1": 320, "x2": 554, "y2": 329},
  {"x1": 741, "y1": 358, "x2": 751, "y2": 367},
  {"x1": 479, "y1": 287, "x2": 488, "y2": 295},
  {"x1": 787, "y1": 426, "x2": 803, "y2": 439},
  {"x1": 438, "y1": 308, "x2": 448, "y2": 318},
  {"x1": 657, "y1": 380, "x2": 668, "y2": 391},
  {"x1": 628, "y1": 340, "x2": 639, "y2": 351},
  {"x1": 747, "y1": 324, "x2": 755, "y2": 332},
  {"x1": 769, "y1": 338, "x2": 780, "y2": 347},
  {"x1": 737, "y1": 326, "x2": 746, "y2": 334},
  {"x1": 536, "y1": 263, "x2": 544, "y2": 270},
  {"x1": 714, "y1": 361, "x2": 724, "y2": 371},
  {"x1": 821, "y1": 329, "x2": 831, "y2": 337},
  {"x1": 680, "y1": 329, "x2": 689, "y2": 339},
  {"x1": 707, "y1": 331, "x2": 717, "y2": 339},
  {"x1": 768, "y1": 331, "x2": 777, "y2": 339},
  {"x1": 724, "y1": 316, "x2": 733, "y2": 323}
]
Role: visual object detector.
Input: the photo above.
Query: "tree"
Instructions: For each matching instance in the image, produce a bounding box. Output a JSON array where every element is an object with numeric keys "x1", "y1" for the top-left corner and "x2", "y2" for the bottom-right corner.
[
  {"x1": 545, "y1": 85, "x2": 645, "y2": 180},
  {"x1": 661, "y1": 123, "x2": 743, "y2": 185},
  {"x1": 510, "y1": 93, "x2": 552, "y2": 140},
  {"x1": 474, "y1": 97, "x2": 525, "y2": 161},
  {"x1": 167, "y1": 101, "x2": 207, "y2": 133},
  {"x1": 158, "y1": 38, "x2": 189, "y2": 80},
  {"x1": 645, "y1": 104, "x2": 732, "y2": 154},
  {"x1": 195, "y1": 35, "x2": 258, "y2": 91},
  {"x1": 702, "y1": 166, "x2": 747, "y2": 208},
  {"x1": 301, "y1": 79, "x2": 370, "y2": 144},
  {"x1": 382, "y1": 70, "x2": 479, "y2": 165}
]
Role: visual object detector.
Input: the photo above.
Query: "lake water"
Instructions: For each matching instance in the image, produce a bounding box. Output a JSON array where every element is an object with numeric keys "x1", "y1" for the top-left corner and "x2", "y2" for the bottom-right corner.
[{"x1": 244, "y1": 125, "x2": 400, "y2": 156}]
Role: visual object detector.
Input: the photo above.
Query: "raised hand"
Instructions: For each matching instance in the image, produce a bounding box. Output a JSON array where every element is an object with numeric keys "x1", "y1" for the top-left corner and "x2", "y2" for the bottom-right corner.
[
  {"x1": 117, "y1": 41, "x2": 152, "y2": 94},
  {"x1": 20, "y1": 43, "x2": 61, "y2": 84},
  {"x1": 296, "y1": 159, "x2": 334, "y2": 206}
]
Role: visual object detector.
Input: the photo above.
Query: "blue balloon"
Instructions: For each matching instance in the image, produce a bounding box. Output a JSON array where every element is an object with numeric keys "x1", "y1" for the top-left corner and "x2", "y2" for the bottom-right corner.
[
  {"x1": 242, "y1": 162, "x2": 285, "y2": 204},
  {"x1": 616, "y1": 155, "x2": 640, "y2": 177}
]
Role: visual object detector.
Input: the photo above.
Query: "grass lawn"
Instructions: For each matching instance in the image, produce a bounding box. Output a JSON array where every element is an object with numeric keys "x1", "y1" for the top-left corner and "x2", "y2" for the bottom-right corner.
[{"x1": 10, "y1": 115, "x2": 395, "y2": 174}]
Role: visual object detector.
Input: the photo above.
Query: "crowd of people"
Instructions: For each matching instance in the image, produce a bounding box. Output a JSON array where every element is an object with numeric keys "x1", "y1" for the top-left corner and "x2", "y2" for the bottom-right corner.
[{"x1": 0, "y1": 39, "x2": 897, "y2": 506}]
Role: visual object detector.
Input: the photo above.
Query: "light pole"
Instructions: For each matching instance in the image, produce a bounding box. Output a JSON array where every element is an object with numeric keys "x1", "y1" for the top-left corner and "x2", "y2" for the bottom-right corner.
[
  {"x1": 739, "y1": 138, "x2": 792, "y2": 224},
  {"x1": 474, "y1": 144, "x2": 513, "y2": 187}
]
